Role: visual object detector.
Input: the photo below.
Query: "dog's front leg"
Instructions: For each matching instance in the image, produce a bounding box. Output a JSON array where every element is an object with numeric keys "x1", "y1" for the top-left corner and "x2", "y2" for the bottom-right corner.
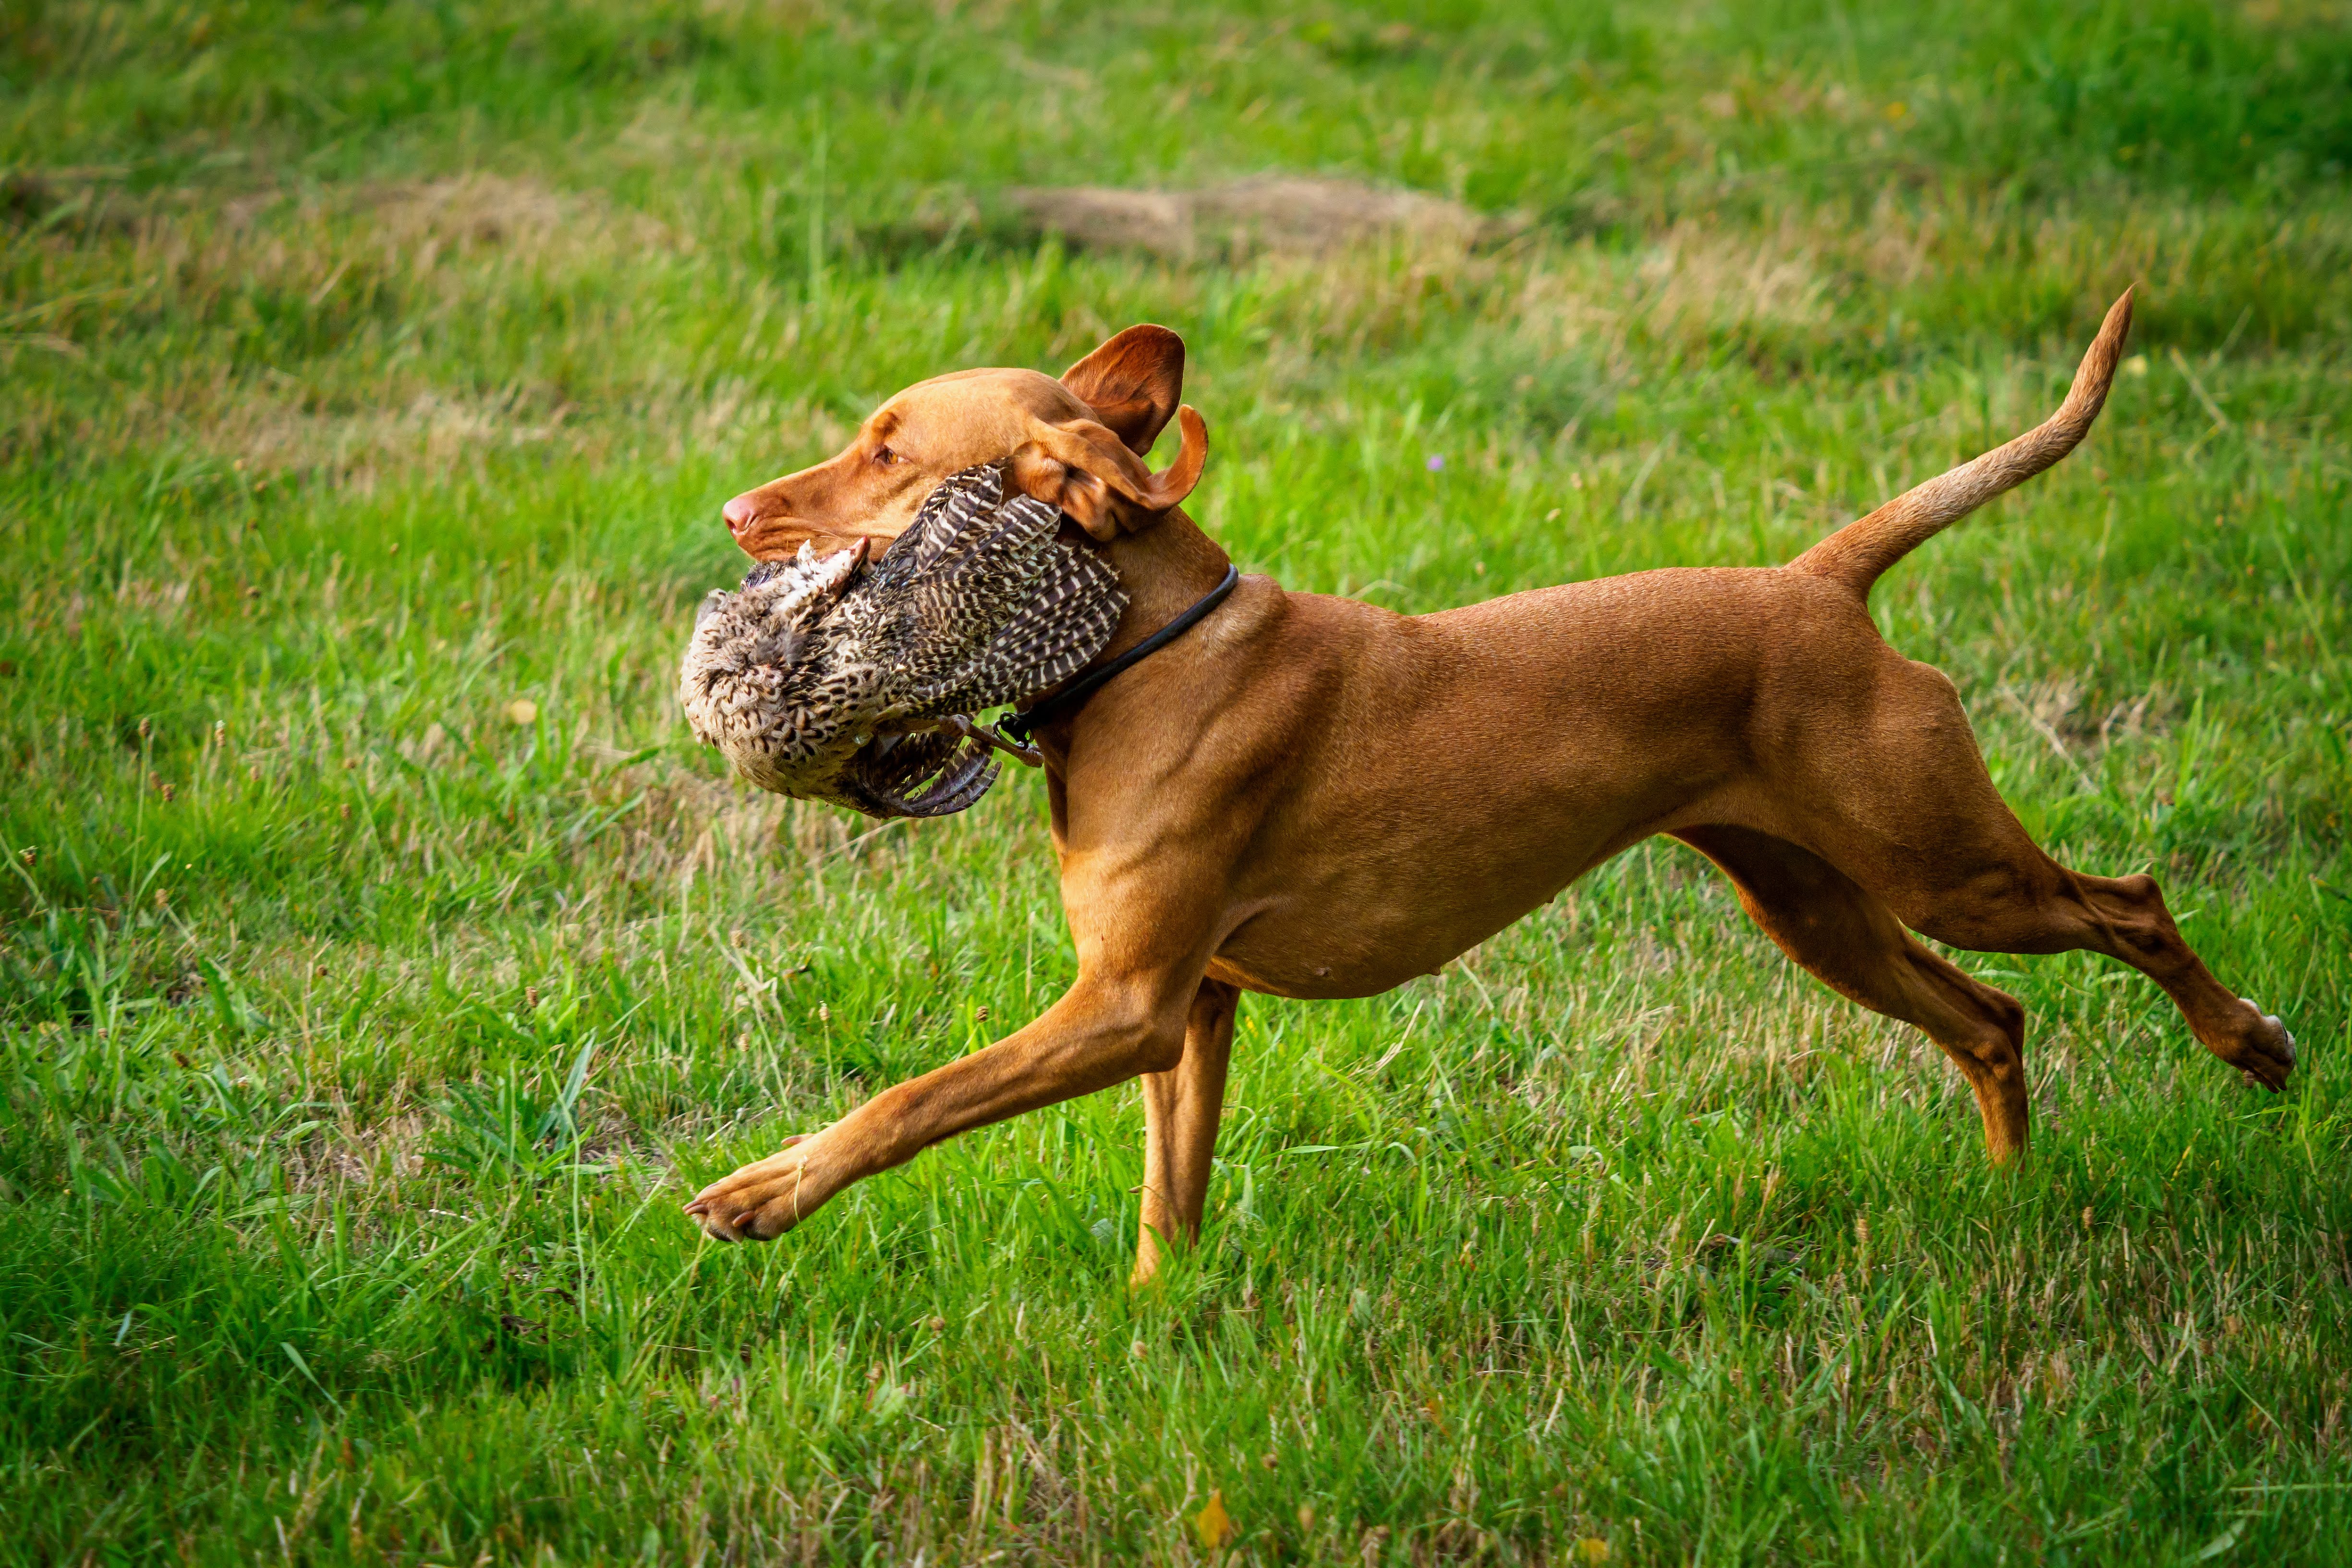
[
  {"x1": 1132, "y1": 978, "x2": 1239, "y2": 1288},
  {"x1": 685, "y1": 968, "x2": 1197, "y2": 1242}
]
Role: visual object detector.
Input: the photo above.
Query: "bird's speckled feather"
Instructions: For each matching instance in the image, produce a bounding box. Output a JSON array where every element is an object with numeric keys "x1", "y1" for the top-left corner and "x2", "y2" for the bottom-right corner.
[{"x1": 677, "y1": 462, "x2": 1127, "y2": 818}]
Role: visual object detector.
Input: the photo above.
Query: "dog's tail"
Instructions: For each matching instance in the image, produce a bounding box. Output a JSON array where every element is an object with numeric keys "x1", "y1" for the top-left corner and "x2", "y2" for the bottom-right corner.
[{"x1": 1788, "y1": 289, "x2": 2134, "y2": 600}]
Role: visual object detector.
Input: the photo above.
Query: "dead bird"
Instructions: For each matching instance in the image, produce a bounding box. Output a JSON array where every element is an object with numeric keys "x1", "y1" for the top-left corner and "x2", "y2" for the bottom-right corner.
[{"x1": 678, "y1": 461, "x2": 1127, "y2": 818}]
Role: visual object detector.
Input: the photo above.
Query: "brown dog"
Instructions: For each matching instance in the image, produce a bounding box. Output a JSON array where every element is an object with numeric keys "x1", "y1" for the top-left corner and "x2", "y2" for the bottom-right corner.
[{"x1": 686, "y1": 291, "x2": 2295, "y2": 1283}]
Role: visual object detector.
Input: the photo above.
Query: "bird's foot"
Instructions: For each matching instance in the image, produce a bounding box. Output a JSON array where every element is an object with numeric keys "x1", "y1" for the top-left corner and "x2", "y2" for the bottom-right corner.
[{"x1": 954, "y1": 714, "x2": 1043, "y2": 767}]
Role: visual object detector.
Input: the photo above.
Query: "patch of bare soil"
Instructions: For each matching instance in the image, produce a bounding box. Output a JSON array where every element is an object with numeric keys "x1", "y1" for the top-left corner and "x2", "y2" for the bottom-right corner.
[
  {"x1": 1003, "y1": 176, "x2": 1514, "y2": 260},
  {"x1": 367, "y1": 172, "x2": 674, "y2": 260}
]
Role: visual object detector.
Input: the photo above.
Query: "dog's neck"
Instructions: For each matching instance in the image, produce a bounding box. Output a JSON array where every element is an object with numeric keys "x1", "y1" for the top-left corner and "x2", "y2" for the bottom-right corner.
[{"x1": 1098, "y1": 509, "x2": 1233, "y2": 661}]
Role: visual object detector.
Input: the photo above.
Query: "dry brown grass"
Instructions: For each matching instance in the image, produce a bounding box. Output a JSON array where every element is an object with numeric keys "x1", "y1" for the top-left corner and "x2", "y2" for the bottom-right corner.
[{"x1": 1005, "y1": 175, "x2": 1513, "y2": 261}]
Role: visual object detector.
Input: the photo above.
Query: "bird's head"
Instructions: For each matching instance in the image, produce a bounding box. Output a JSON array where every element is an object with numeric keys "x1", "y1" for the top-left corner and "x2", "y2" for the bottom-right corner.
[{"x1": 720, "y1": 326, "x2": 1209, "y2": 563}]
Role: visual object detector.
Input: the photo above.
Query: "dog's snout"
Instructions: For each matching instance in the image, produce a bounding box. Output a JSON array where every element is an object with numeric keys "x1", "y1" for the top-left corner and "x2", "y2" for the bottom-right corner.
[{"x1": 723, "y1": 492, "x2": 759, "y2": 535}]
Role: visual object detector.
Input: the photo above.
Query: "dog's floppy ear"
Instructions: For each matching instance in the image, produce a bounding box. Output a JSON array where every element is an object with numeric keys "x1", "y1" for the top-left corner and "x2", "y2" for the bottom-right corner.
[
  {"x1": 1061, "y1": 325, "x2": 1185, "y2": 456},
  {"x1": 1009, "y1": 405, "x2": 1208, "y2": 542}
]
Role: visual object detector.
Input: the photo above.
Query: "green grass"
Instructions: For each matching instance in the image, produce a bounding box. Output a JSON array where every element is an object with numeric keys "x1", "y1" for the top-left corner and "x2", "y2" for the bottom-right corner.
[{"x1": 4, "y1": 1, "x2": 2350, "y2": 1561}]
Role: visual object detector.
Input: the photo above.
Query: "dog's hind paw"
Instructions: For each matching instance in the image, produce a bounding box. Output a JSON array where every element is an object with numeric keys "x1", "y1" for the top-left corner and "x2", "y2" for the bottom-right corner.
[{"x1": 2230, "y1": 997, "x2": 2296, "y2": 1092}]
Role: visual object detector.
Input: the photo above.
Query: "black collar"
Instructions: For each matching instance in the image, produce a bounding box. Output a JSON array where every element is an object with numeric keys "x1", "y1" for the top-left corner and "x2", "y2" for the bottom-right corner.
[{"x1": 994, "y1": 563, "x2": 1241, "y2": 749}]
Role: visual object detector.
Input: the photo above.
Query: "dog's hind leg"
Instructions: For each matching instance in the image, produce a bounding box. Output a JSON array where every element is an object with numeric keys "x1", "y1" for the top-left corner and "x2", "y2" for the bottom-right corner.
[
  {"x1": 1775, "y1": 659, "x2": 2297, "y2": 1096},
  {"x1": 1676, "y1": 825, "x2": 2035, "y2": 1159},
  {"x1": 1132, "y1": 978, "x2": 1239, "y2": 1288},
  {"x1": 1900, "y1": 857, "x2": 2296, "y2": 1093}
]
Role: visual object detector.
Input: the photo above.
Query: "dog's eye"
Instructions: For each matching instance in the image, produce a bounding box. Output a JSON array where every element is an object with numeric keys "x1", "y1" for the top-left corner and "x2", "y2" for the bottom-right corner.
[{"x1": 873, "y1": 445, "x2": 900, "y2": 466}]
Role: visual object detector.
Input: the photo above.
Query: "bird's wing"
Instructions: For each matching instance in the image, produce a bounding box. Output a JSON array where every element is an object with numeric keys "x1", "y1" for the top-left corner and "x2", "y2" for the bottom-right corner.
[
  {"x1": 914, "y1": 539, "x2": 1125, "y2": 717},
  {"x1": 880, "y1": 462, "x2": 1005, "y2": 581},
  {"x1": 886, "y1": 490, "x2": 1064, "y2": 704}
]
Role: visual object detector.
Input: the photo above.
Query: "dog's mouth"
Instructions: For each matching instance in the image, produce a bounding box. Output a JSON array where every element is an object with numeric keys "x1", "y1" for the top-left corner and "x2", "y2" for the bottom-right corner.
[
  {"x1": 744, "y1": 532, "x2": 868, "y2": 565},
  {"x1": 734, "y1": 512, "x2": 919, "y2": 566}
]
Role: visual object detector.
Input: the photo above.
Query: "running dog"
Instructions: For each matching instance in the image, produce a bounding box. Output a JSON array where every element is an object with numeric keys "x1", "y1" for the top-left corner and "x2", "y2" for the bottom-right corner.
[{"x1": 687, "y1": 292, "x2": 2295, "y2": 1282}]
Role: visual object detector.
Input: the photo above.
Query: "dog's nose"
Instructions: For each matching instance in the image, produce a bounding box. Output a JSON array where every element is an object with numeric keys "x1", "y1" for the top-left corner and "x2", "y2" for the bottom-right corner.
[{"x1": 723, "y1": 493, "x2": 758, "y2": 535}]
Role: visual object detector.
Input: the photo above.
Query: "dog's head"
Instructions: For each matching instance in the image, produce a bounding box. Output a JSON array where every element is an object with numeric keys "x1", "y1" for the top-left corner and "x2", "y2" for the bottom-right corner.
[{"x1": 724, "y1": 326, "x2": 1209, "y2": 561}]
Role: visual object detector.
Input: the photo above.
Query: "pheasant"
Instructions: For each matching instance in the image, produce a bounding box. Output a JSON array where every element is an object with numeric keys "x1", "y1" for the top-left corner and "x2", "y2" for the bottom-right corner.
[{"x1": 678, "y1": 462, "x2": 1128, "y2": 819}]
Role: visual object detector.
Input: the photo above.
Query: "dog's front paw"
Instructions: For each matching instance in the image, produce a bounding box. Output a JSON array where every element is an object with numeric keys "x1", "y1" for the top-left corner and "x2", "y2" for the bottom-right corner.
[
  {"x1": 2231, "y1": 997, "x2": 2296, "y2": 1092},
  {"x1": 684, "y1": 1134, "x2": 823, "y2": 1241}
]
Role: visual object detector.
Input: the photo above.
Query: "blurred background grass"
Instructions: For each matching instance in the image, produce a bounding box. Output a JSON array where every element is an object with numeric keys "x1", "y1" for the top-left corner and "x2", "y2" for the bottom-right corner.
[{"x1": 2, "y1": 1, "x2": 2349, "y2": 1563}]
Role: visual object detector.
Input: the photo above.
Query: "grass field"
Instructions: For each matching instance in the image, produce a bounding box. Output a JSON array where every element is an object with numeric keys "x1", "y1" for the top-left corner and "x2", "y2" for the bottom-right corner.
[{"x1": 5, "y1": 1, "x2": 2352, "y2": 1561}]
